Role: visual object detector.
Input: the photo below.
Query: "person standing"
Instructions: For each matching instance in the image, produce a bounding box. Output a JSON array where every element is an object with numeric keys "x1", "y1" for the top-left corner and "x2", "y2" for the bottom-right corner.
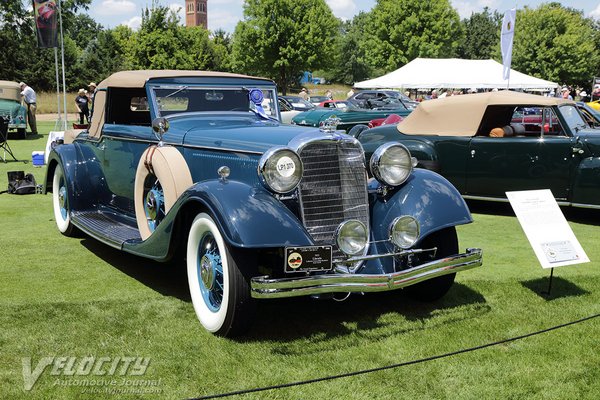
[
  {"x1": 75, "y1": 89, "x2": 89, "y2": 124},
  {"x1": 299, "y1": 87, "x2": 309, "y2": 101},
  {"x1": 20, "y1": 82, "x2": 38, "y2": 135},
  {"x1": 325, "y1": 89, "x2": 333, "y2": 100}
]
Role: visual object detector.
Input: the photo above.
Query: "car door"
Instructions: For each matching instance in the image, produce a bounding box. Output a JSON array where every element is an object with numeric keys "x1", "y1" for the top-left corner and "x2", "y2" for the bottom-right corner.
[{"x1": 466, "y1": 107, "x2": 577, "y2": 200}]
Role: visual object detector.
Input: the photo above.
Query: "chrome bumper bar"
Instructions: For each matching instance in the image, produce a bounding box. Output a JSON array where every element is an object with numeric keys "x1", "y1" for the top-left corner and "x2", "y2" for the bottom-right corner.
[{"x1": 250, "y1": 248, "x2": 482, "y2": 299}]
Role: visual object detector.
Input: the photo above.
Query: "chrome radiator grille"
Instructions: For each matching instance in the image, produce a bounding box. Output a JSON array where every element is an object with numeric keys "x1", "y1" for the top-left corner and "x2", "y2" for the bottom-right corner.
[{"x1": 298, "y1": 140, "x2": 369, "y2": 259}]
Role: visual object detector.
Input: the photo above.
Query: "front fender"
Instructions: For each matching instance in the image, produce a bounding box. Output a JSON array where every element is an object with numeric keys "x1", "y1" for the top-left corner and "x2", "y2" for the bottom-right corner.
[
  {"x1": 370, "y1": 168, "x2": 472, "y2": 250},
  {"x1": 571, "y1": 156, "x2": 600, "y2": 206},
  {"x1": 183, "y1": 180, "x2": 314, "y2": 248}
]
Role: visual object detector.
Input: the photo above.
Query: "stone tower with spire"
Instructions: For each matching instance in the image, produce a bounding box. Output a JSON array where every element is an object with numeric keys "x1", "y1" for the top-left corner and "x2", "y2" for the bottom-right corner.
[{"x1": 185, "y1": 0, "x2": 207, "y2": 28}]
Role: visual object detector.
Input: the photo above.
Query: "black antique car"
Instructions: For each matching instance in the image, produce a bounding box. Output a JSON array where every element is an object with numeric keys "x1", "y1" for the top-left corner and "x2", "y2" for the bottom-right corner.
[
  {"x1": 45, "y1": 70, "x2": 482, "y2": 336},
  {"x1": 357, "y1": 90, "x2": 600, "y2": 207}
]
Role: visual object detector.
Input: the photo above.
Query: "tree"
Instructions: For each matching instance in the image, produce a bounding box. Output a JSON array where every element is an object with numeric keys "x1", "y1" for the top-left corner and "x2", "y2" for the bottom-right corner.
[
  {"x1": 458, "y1": 7, "x2": 502, "y2": 60},
  {"x1": 511, "y1": 3, "x2": 600, "y2": 88},
  {"x1": 129, "y1": 1, "x2": 217, "y2": 70},
  {"x1": 362, "y1": 0, "x2": 463, "y2": 73},
  {"x1": 327, "y1": 13, "x2": 372, "y2": 85},
  {"x1": 231, "y1": 0, "x2": 339, "y2": 94},
  {"x1": 211, "y1": 29, "x2": 233, "y2": 72}
]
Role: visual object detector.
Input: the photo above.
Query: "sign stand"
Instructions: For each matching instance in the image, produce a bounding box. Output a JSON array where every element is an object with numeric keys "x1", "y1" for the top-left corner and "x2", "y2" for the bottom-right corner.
[{"x1": 542, "y1": 268, "x2": 554, "y2": 296}]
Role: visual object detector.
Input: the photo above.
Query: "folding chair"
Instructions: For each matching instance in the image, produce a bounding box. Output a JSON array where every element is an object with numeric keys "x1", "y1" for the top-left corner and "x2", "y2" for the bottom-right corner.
[{"x1": 0, "y1": 116, "x2": 18, "y2": 163}]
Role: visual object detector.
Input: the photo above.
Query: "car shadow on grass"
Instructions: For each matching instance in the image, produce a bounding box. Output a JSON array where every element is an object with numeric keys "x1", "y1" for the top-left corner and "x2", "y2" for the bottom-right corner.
[
  {"x1": 242, "y1": 283, "x2": 488, "y2": 346},
  {"x1": 79, "y1": 239, "x2": 488, "y2": 343},
  {"x1": 80, "y1": 238, "x2": 191, "y2": 302},
  {"x1": 521, "y1": 276, "x2": 589, "y2": 300}
]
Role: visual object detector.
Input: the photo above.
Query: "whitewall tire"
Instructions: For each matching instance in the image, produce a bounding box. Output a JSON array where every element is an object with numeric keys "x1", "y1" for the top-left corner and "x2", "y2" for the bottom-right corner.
[{"x1": 187, "y1": 213, "x2": 254, "y2": 336}]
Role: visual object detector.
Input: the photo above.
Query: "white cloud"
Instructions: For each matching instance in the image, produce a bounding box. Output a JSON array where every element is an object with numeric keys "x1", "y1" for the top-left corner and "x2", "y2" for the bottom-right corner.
[
  {"x1": 169, "y1": 3, "x2": 185, "y2": 25},
  {"x1": 121, "y1": 15, "x2": 142, "y2": 30},
  {"x1": 590, "y1": 2, "x2": 600, "y2": 19},
  {"x1": 327, "y1": 0, "x2": 357, "y2": 20},
  {"x1": 451, "y1": 0, "x2": 500, "y2": 19},
  {"x1": 208, "y1": 9, "x2": 243, "y2": 32},
  {"x1": 96, "y1": 0, "x2": 136, "y2": 17}
]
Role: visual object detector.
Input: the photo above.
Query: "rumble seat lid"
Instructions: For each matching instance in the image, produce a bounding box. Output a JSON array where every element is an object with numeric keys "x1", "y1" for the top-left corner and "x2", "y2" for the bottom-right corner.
[{"x1": 397, "y1": 90, "x2": 573, "y2": 137}]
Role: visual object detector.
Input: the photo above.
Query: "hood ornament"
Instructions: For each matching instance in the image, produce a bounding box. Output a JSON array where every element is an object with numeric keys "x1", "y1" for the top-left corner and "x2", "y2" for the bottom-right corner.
[{"x1": 319, "y1": 116, "x2": 341, "y2": 133}]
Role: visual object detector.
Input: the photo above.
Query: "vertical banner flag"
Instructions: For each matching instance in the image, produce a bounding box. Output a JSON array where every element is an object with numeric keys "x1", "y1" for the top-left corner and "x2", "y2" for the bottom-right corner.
[
  {"x1": 501, "y1": 8, "x2": 516, "y2": 81},
  {"x1": 32, "y1": 0, "x2": 58, "y2": 48}
]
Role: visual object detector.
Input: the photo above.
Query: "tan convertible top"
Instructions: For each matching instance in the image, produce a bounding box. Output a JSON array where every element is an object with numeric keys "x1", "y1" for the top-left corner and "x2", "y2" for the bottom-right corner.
[
  {"x1": 0, "y1": 80, "x2": 22, "y2": 102},
  {"x1": 97, "y1": 70, "x2": 269, "y2": 89},
  {"x1": 88, "y1": 70, "x2": 272, "y2": 139},
  {"x1": 397, "y1": 90, "x2": 573, "y2": 136}
]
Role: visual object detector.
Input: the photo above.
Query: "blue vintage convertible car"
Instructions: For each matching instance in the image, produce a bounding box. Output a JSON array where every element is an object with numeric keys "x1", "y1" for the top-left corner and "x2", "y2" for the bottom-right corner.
[{"x1": 45, "y1": 71, "x2": 482, "y2": 336}]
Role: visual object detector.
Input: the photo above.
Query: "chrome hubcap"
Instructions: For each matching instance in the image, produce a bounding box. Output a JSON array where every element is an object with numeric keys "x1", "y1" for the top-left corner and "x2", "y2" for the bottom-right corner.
[{"x1": 200, "y1": 254, "x2": 216, "y2": 290}]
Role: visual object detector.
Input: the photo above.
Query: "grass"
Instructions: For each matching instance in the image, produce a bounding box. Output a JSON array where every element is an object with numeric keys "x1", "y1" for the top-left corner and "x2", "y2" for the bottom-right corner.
[{"x1": 1, "y1": 125, "x2": 600, "y2": 399}]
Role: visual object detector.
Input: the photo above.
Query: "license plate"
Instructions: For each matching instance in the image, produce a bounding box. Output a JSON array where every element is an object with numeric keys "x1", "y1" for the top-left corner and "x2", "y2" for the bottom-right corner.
[{"x1": 284, "y1": 246, "x2": 332, "y2": 273}]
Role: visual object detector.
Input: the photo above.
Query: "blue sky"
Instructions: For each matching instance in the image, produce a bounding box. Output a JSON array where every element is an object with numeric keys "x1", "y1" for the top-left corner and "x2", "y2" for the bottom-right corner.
[{"x1": 86, "y1": 0, "x2": 600, "y2": 32}]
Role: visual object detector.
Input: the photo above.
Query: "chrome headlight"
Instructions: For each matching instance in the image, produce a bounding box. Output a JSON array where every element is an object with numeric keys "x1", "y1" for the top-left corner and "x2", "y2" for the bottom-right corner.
[
  {"x1": 390, "y1": 216, "x2": 420, "y2": 249},
  {"x1": 258, "y1": 147, "x2": 303, "y2": 194},
  {"x1": 336, "y1": 220, "x2": 368, "y2": 256},
  {"x1": 370, "y1": 142, "x2": 413, "y2": 186}
]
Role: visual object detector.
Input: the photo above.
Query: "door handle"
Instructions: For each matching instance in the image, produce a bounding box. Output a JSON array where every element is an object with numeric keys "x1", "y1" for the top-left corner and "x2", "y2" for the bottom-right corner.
[
  {"x1": 470, "y1": 149, "x2": 476, "y2": 158},
  {"x1": 571, "y1": 147, "x2": 584, "y2": 154}
]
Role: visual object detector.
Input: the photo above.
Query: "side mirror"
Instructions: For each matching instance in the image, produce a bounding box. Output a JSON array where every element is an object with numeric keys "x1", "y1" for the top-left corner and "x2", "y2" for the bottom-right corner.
[{"x1": 152, "y1": 117, "x2": 169, "y2": 145}]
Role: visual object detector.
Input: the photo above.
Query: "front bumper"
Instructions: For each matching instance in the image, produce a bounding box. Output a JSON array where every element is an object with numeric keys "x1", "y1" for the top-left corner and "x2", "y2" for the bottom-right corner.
[{"x1": 250, "y1": 248, "x2": 482, "y2": 299}]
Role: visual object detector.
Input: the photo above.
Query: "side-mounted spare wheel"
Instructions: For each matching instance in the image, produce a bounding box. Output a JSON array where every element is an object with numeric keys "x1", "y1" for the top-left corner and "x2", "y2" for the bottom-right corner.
[
  {"x1": 187, "y1": 213, "x2": 255, "y2": 336},
  {"x1": 134, "y1": 146, "x2": 193, "y2": 240}
]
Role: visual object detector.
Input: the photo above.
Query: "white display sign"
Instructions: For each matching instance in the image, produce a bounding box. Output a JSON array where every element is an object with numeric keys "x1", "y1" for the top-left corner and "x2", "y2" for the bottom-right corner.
[{"x1": 506, "y1": 189, "x2": 589, "y2": 269}]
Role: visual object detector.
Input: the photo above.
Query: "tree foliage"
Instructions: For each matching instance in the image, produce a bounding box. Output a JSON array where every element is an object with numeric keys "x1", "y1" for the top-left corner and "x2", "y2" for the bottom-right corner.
[
  {"x1": 326, "y1": 13, "x2": 372, "y2": 85},
  {"x1": 231, "y1": 0, "x2": 339, "y2": 93},
  {"x1": 362, "y1": 0, "x2": 463, "y2": 72},
  {"x1": 458, "y1": 7, "x2": 501, "y2": 60},
  {"x1": 511, "y1": 3, "x2": 600, "y2": 88}
]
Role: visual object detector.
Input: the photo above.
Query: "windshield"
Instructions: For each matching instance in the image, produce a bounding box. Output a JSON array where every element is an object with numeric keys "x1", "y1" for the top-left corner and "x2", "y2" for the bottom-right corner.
[
  {"x1": 559, "y1": 104, "x2": 588, "y2": 132},
  {"x1": 151, "y1": 86, "x2": 279, "y2": 120}
]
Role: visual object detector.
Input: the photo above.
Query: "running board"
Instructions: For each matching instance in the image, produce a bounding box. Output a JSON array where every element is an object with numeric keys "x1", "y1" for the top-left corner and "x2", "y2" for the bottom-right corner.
[{"x1": 71, "y1": 210, "x2": 141, "y2": 249}]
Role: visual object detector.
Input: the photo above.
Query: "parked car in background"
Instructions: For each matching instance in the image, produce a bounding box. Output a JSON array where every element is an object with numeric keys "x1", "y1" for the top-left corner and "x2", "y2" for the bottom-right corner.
[
  {"x1": 308, "y1": 95, "x2": 329, "y2": 106},
  {"x1": 45, "y1": 70, "x2": 482, "y2": 336},
  {"x1": 0, "y1": 80, "x2": 27, "y2": 138},
  {"x1": 281, "y1": 95, "x2": 316, "y2": 111},
  {"x1": 318, "y1": 100, "x2": 351, "y2": 109},
  {"x1": 292, "y1": 97, "x2": 412, "y2": 132},
  {"x1": 277, "y1": 97, "x2": 301, "y2": 124},
  {"x1": 357, "y1": 90, "x2": 600, "y2": 208},
  {"x1": 349, "y1": 90, "x2": 419, "y2": 110},
  {"x1": 576, "y1": 101, "x2": 600, "y2": 128}
]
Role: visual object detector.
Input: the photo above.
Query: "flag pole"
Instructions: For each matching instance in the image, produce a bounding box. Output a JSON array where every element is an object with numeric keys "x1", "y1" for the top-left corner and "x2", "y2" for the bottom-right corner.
[
  {"x1": 58, "y1": 0, "x2": 67, "y2": 130},
  {"x1": 53, "y1": 47, "x2": 62, "y2": 131}
]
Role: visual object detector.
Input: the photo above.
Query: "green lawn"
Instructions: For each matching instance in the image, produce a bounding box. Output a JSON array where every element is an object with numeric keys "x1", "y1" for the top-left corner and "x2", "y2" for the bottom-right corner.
[{"x1": 1, "y1": 124, "x2": 599, "y2": 399}]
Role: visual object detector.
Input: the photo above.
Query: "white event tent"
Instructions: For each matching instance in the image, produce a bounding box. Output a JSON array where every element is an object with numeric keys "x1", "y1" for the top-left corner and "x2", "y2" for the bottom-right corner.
[{"x1": 354, "y1": 58, "x2": 558, "y2": 90}]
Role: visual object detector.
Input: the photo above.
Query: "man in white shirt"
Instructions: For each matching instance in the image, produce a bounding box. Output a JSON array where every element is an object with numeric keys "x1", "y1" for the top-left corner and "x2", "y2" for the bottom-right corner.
[{"x1": 20, "y1": 82, "x2": 38, "y2": 135}]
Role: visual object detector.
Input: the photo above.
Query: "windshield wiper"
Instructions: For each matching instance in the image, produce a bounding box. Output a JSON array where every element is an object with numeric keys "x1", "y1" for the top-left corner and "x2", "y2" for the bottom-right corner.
[{"x1": 163, "y1": 86, "x2": 188, "y2": 99}]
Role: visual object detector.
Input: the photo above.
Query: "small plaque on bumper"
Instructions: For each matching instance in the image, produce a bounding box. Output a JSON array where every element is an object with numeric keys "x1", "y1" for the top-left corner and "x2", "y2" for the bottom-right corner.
[{"x1": 285, "y1": 246, "x2": 332, "y2": 273}]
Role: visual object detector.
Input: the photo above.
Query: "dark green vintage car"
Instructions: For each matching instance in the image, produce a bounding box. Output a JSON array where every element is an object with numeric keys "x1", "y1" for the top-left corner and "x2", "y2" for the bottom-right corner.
[
  {"x1": 357, "y1": 90, "x2": 600, "y2": 208},
  {"x1": 291, "y1": 97, "x2": 412, "y2": 132},
  {"x1": 0, "y1": 80, "x2": 27, "y2": 138}
]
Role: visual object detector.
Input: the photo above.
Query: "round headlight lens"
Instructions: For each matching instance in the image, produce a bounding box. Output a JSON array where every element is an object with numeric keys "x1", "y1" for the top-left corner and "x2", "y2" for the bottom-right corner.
[
  {"x1": 370, "y1": 143, "x2": 413, "y2": 186},
  {"x1": 390, "y1": 216, "x2": 420, "y2": 249},
  {"x1": 336, "y1": 220, "x2": 368, "y2": 256},
  {"x1": 258, "y1": 147, "x2": 303, "y2": 193}
]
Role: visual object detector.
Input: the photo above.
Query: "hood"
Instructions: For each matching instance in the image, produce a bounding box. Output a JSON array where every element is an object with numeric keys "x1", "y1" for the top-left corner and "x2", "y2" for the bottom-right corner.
[
  {"x1": 292, "y1": 108, "x2": 338, "y2": 126},
  {"x1": 170, "y1": 113, "x2": 322, "y2": 154}
]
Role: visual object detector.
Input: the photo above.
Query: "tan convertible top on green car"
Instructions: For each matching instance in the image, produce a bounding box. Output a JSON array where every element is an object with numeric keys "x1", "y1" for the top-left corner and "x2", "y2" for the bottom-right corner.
[
  {"x1": 397, "y1": 90, "x2": 573, "y2": 137},
  {"x1": 0, "y1": 80, "x2": 22, "y2": 102}
]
